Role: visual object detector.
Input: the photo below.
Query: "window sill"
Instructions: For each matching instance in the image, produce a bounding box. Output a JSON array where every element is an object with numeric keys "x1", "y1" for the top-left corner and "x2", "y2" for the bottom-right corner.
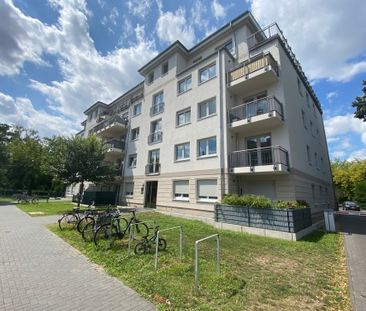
[
  {"x1": 174, "y1": 158, "x2": 190, "y2": 163},
  {"x1": 177, "y1": 88, "x2": 192, "y2": 97},
  {"x1": 197, "y1": 154, "x2": 217, "y2": 160},
  {"x1": 132, "y1": 113, "x2": 141, "y2": 118},
  {"x1": 198, "y1": 113, "x2": 217, "y2": 122},
  {"x1": 126, "y1": 195, "x2": 133, "y2": 199},
  {"x1": 197, "y1": 199, "x2": 218, "y2": 204},
  {"x1": 173, "y1": 198, "x2": 189, "y2": 202},
  {"x1": 198, "y1": 75, "x2": 217, "y2": 86},
  {"x1": 176, "y1": 122, "x2": 191, "y2": 128}
]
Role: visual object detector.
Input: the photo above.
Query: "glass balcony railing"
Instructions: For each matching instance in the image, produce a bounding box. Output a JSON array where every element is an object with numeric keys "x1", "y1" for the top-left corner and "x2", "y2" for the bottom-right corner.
[
  {"x1": 150, "y1": 103, "x2": 164, "y2": 116},
  {"x1": 148, "y1": 131, "x2": 163, "y2": 144},
  {"x1": 90, "y1": 115, "x2": 128, "y2": 134},
  {"x1": 104, "y1": 140, "x2": 125, "y2": 150},
  {"x1": 145, "y1": 163, "x2": 160, "y2": 175}
]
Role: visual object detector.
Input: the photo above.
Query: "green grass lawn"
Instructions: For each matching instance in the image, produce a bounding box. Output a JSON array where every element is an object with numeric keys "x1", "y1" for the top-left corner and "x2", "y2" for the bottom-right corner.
[
  {"x1": 0, "y1": 196, "x2": 16, "y2": 202},
  {"x1": 17, "y1": 201, "x2": 74, "y2": 216},
  {"x1": 49, "y1": 212, "x2": 350, "y2": 311}
]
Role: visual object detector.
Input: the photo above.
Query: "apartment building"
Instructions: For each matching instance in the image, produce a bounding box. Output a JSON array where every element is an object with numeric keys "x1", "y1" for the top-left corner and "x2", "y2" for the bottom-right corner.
[{"x1": 75, "y1": 11, "x2": 335, "y2": 222}]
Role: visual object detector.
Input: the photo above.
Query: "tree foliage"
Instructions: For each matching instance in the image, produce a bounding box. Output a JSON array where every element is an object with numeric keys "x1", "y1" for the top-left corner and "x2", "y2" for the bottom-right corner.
[{"x1": 352, "y1": 80, "x2": 366, "y2": 122}]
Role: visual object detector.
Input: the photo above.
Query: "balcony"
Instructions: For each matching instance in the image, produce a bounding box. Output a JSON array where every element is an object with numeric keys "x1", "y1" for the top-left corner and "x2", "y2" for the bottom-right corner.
[
  {"x1": 145, "y1": 163, "x2": 160, "y2": 175},
  {"x1": 104, "y1": 140, "x2": 125, "y2": 161},
  {"x1": 229, "y1": 96, "x2": 284, "y2": 133},
  {"x1": 91, "y1": 115, "x2": 128, "y2": 138},
  {"x1": 150, "y1": 103, "x2": 164, "y2": 116},
  {"x1": 227, "y1": 53, "x2": 279, "y2": 94},
  {"x1": 148, "y1": 131, "x2": 163, "y2": 144},
  {"x1": 229, "y1": 146, "x2": 289, "y2": 174}
]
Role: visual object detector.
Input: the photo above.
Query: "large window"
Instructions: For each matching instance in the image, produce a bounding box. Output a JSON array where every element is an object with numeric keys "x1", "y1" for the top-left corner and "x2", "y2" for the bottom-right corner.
[
  {"x1": 131, "y1": 127, "x2": 139, "y2": 141},
  {"x1": 198, "y1": 137, "x2": 216, "y2": 157},
  {"x1": 199, "y1": 63, "x2": 216, "y2": 84},
  {"x1": 178, "y1": 75, "x2": 192, "y2": 94},
  {"x1": 125, "y1": 183, "x2": 134, "y2": 197},
  {"x1": 197, "y1": 179, "x2": 217, "y2": 202},
  {"x1": 246, "y1": 134, "x2": 272, "y2": 166},
  {"x1": 151, "y1": 91, "x2": 164, "y2": 115},
  {"x1": 133, "y1": 102, "x2": 142, "y2": 116},
  {"x1": 175, "y1": 143, "x2": 190, "y2": 161},
  {"x1": 176, "y1": 108, "x2": 191, "y2": 127},
  {"x1": 198, "y1": 98, "x2": 216, "y2": 119},
  {"x1": 128, "y1": 154, "x2": 137, "y2": 168},
  {"x1": 173, "y1": 180, "x2": 189, "y2": 201}
]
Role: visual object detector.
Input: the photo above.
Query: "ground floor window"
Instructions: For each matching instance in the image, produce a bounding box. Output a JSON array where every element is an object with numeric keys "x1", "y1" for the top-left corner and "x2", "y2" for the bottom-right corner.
[
  {"x1": 197, "y1": 179, "x2": 217, "y2": 202},
  {"x1": 173, "y1": 180, "x2": 189, "y2": 201},
  {"x1": 125, "y1": 182, "x2": 134, "y2": 197}
]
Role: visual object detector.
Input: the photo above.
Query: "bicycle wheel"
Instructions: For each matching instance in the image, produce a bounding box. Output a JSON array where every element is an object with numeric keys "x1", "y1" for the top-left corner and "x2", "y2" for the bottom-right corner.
[
  {"x1": 31, "y1": 197, "x2": 39, "y2": 204},
  {"x1": 58, "y1": 214, "x2": 78, "y2": 230},
  {"x1": 82, "y1": 222, "x2": 95, "y2": 242},
  {"x1": 132, "y1": 222, "x2": 149, "y2": 239},
  {"x1": 157, "y1": 238, "x2": 167, "y2": 251},
  {"x1": 134, "y1": 242, "x2": 147, "y2": 255},
  {"x1": 94, "y1": 223, "x2": 117, "y2": 250},
  {"x1": 117, "y1": 217, "x2": 129, "y2": 232},
  {"x1": 77, "y1": 216, "x2": 95, "y2": 233}
]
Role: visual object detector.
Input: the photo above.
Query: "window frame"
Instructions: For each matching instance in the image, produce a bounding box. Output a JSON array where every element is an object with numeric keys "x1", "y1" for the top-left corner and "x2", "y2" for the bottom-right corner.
[
  {"x1": 197, "y1": 136, "x2": 217, "y2": 158},
  {"x1": 176, "y1": 107, "x2": 191, "y2": 127},
  {"x1": 131, "y1": 127, "x2": 140, "y2": 141},
  {"x1": 198, "y1": 62, "x2": 216, "y2": 84},
  {"x1": 132, "y1": 102, "x2": 142, "y2": 117},
  {"x1": 161, "y1": 61, "x2": 169, "y2": 75},
  {"x1": 128, "y1": 154, "x2": 137, "y2": 168},
  {"x1": 175, "y1": 142, "x2": 190, "y2": 162},
  {"x1": 125, "y1": 182, "x2": 134, "y2": 197},
  {"x1": 147, "y1": 71, "x2": 154, "y2": 84},
  {"x1": 198, "y1": 97, "x2": 216, "y2": 120},
  {"x1": 172, "y1": 180, "x2": 189, "y2": 201},
  {"x1": 177, "y1": 75, "x2": 192, "y2": 95},
  {"x1": 197, "y1": 179, "x2": 218, "y2": 203}
]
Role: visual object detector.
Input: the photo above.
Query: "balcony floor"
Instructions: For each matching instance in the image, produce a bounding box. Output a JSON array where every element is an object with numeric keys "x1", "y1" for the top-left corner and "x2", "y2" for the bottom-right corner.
[{"x1": 231, "y1": 163, "x2": 289, "y2": 175}]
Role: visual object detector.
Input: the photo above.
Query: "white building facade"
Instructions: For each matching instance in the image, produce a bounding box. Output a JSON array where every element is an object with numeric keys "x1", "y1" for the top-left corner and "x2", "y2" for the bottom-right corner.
[{"x1": 75, "y1": 12, "x2": 335, "y2": 222}]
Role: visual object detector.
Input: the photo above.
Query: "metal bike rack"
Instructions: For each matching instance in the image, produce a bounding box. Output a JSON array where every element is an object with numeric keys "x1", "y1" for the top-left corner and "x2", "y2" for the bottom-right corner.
[
  {"x1": 154, "y1": 225, "x2": 183, "y2": 271},
  {"x1": 127, "y1": 220, "x2": 156, "y2": 255},
  {"x1": 194, "y1": 234, "x2": 220, "y2": 290}
]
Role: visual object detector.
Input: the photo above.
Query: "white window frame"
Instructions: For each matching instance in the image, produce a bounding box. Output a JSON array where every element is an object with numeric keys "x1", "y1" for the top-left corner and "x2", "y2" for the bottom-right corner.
[
  {"x1": 177, "y1": 75, "x2": 192, "y2": 94},
  {"x1": 132, "y1": 102, "x2": 142, "y2": 117},
  {"x1": 172, "y1": 180, "x2": 189, "y2": 201},
  {"x1": 198, "y1": 97, "x2": 216, "y2": 120},
  {"x1": 162, "y1": 61, "x2": 169, "y2": 75},
  {"x1": 175, "y1": 142, "x2": 190, "y2": 162},
  {"x1": 176, "y1": 108, "x2": 191, "y2": 127},
  {"x1": 131, "y1": 127, "x2": 140, "y2": 141},
  {"x1": 198, "y1": 62, "x2": 216, "y2": 84},
  {"x1": 197, "y1": 179, "x2": 218, "y2": 203},
  {"x1": 128, "y1": 154, "x2": 137, "y2": 168},
  {"x1": 197, "y1": 136, "x2": 217, "y2": 158}
]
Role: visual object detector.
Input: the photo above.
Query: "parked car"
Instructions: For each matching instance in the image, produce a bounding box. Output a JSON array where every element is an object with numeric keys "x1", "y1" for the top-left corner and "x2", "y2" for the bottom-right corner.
[{"x1": 342, "y1": 201, "x2": 360, "y2": 211}]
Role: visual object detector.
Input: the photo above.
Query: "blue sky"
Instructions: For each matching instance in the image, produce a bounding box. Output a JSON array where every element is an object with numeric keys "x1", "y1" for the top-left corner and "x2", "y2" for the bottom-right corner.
[{"x1": 0, "y1": 0, "x2": 366, "y2": 161}]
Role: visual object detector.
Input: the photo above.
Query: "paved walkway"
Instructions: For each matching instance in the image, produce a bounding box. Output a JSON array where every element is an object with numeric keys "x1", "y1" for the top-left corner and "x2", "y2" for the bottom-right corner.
[
  {"x1": 336, "y1": 213, "x2": 366, "y2": 311},
  {"x1": 0, "y1": 204, "x2": 155, "y2": 311}
]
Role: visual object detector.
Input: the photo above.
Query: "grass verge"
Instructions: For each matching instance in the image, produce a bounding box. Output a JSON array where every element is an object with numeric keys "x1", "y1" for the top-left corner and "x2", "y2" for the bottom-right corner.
[
  {"x1": 17, "y1": 201, "x2": 74, "y2": 216},
  {"x1": 49, "y1": 212, "x2": 350, "y2": 311}
]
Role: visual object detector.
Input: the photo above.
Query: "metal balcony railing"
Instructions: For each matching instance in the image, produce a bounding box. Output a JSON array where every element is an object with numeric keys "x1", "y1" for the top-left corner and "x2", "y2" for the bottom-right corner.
[
  {"x1": 90, "y1": 115, "x2": 128, "y2": 134},
  {"x1": 229, "y1": 96, "x2": 284, "y2": 122},
  {"x1": 145, "y1": 163, "x2": 160, "y2": 175},
  {"x1": 229, "y1": 146, "x2": 289, "y2": 168},
  {"x1": 148, "y1": 131, "x2": 163, "y2": 144},
  {"x1": 228, "y1": 53, "x2": 278, "y2": 83},
  {"x1": 104, "y1": 140, "x2": 125, "y2": 150},
  {"x1": 150, "y1": 103, "x2": 164, "y2": 116}
]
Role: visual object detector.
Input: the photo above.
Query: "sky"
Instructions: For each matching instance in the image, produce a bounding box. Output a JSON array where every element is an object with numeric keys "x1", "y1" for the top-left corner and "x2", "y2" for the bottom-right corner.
[{"x1": 0, "y1": 0, "x2": 366, "y2": 161}]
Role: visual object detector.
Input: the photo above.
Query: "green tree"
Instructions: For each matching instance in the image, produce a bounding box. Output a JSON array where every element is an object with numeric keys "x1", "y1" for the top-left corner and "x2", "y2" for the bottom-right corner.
[
  {"x1": 352, "y1": 80, "x2": 366, "y2": 122},
  {"x1": 354, "y1": 181, "x2": 366, "y2": 207},
  {"x1": 0, "y1": 124, "x2": 10, "y2": 188},
  {"x1": 46, "y1": 135, "x2": 114, "y2": 206}
]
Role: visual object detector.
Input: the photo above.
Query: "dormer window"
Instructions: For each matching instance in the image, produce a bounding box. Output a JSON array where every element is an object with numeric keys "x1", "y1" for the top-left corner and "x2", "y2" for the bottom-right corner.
[
  {"x1": 162, "y1": 62, "x2": 168, "y2": 75},
  {"x1": 148, "y1": 71, "x2": 154, "y2": 84}
]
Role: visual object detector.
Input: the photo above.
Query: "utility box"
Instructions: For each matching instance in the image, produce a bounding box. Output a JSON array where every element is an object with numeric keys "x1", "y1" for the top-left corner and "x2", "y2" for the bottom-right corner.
[{"x1": 324, "y1": 209, "x2": 335, "y2": 232}]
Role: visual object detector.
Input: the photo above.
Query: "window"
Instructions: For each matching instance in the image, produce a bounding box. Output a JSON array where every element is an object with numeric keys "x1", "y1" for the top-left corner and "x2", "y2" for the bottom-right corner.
[
  {"x1": 162, "y1": 62, "x2": 168, "y2": 75},
  {"x1": 148, "y1": 71, "x2": 154, "y2": 84},
  {"x1": 149, "y1": 120, "x2": 162, "y2": 144},
  {"x1": 88, "y1": 113, "x2": 92, "y2": 121},
  {"x1": 133, "y1": 102, "x2": 142, "y2": 116},
  {"x1": 175, "y1": 143, "x2": 190, "y2": 161},
  {"x1": 316, "y1": 129, "x2": 320, "y2": 141},
  {"x1": 198, "y1": 97, "x2": 216, "y2": 119},
  {"x1": 315, "y1": 152, "x2": 319, "y2": 169},
  {"x1": 223, "y1": 39, "x2": 233, "y2": 52},
  {"x1": 297, "y1": 77, "x2": 303, "y2": 96},
  {"x1": 306, "y1": 145, "x2": 311, "y2": 164},
  {"x1": 125, "y1": 183, "x2": 134, "y2": 197},
  {"x1": 131, "y1": 127, "x2": 139, "y2": 141},
  {"x1": 176, "y1": 108, "x2": 191, "y2": 127},
  {"x1": 178, "y1": 75, "x2": 192, "y2": 94},
  {"x1": 199, "y1": 63, "x2": 216, "y2": 83},
  {"x1": 197, "y1": 179, "x2": 218, "y2": 202},
  {"x1": 301, "y1": 110, "x2": 307, "y2": 129},
  {"x1": 151, "y1": 91, "x2": 164, "y2": 115},
  {"x1": 173, "y1": 180, "x2": 189, "y2": 200},
  {"x1": 128, "y1": 154, "x2": 137, "y2": 168},
  {"x1": 198, "y1": 137, "x2": 217, "y2": 157}
]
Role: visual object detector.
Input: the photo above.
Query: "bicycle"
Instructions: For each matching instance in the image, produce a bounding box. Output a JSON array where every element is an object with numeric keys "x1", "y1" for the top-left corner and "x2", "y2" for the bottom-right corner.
[
  {"x1": 58, "y1": 207, "x2": 85, "y2": 230},
  {"x1": 134, "y1": 226, "x2": 167, "y2": 255},
  {"x1": 93, "y1": 208, "x2": 149, "y2": 250}
]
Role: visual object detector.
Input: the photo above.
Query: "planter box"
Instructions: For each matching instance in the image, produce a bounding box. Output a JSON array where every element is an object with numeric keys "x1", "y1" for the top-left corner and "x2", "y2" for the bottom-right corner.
[{"x1": 215, "y1": 204, "x2": 312, "y2": 233}]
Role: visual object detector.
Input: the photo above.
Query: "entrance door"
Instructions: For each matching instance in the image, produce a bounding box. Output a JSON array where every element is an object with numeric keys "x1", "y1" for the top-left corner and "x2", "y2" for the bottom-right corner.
[{"x1": 145, "y1": 181, "x2": 158, "y2": 208}]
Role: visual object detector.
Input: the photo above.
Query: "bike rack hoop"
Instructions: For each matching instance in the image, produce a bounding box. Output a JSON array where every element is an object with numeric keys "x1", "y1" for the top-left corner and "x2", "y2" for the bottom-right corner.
[{"x1": 127, "y1": 220, "x2": 156, "y2": 255}]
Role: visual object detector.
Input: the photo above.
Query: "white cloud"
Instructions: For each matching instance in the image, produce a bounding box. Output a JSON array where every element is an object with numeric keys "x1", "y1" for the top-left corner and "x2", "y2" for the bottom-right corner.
[
  {"x1": 212, "y1": 0, "x2": 226, "y2": 19},
  {"x1": 347, "y1": 149, "x2": 366, "y2": 161},
  {"x1": 0, "y1": 91, "x2": 77, "y2": 137},
  {"x1": 126, "y1": 0, "x2": 153, "y2": 18},
  {"x1": 156, "y1": 7, "x2": 195, "y2": 48},
  {"x1": 332, "y1": 150, "x2": 345, "y2": 159},
  {"x1": 0, "y1": 0, "x2": 158, "y2": 132},
  {"x1": 248, "y1": 0, "x2": 366, "y2": 82},
  {"x1": 326, "y1": 91, "x2": 338, "y2": 103}
]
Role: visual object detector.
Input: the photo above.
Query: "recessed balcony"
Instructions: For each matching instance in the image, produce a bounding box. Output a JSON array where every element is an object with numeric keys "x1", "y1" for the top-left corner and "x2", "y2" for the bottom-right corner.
[
  {"x1": 91, "y1": 115, "x2": 128, "y2": 138},
  {"x1": 145, "y1": 163, "x2": 160, "y2": 175},
  {"x1": 229, "y1": 146, "x2": 289, "y2": 174},
  {"x1": 227, "y1": 53, "x2": 279, "y2": 94},
  {"x1": 148, "y1": 131, "x2": 163, "y2": 144},
  {"x1": 104, "y1": 140, "x2": 125, "y2": 161},
  {"x1": 229, "y1": 96, "x2": 284, "y2": 133}
]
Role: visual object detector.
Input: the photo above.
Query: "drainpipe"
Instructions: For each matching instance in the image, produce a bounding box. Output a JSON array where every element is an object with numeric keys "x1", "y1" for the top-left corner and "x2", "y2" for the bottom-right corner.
[{"x1": 218, "y1": 50, "x2": 226, "y2": 199}]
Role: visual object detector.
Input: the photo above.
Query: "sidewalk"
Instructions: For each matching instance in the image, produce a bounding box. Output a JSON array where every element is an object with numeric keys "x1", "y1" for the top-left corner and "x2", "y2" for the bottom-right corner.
[{"x1": 0, "y1": 204, "x2": 155, "y2": 311}]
